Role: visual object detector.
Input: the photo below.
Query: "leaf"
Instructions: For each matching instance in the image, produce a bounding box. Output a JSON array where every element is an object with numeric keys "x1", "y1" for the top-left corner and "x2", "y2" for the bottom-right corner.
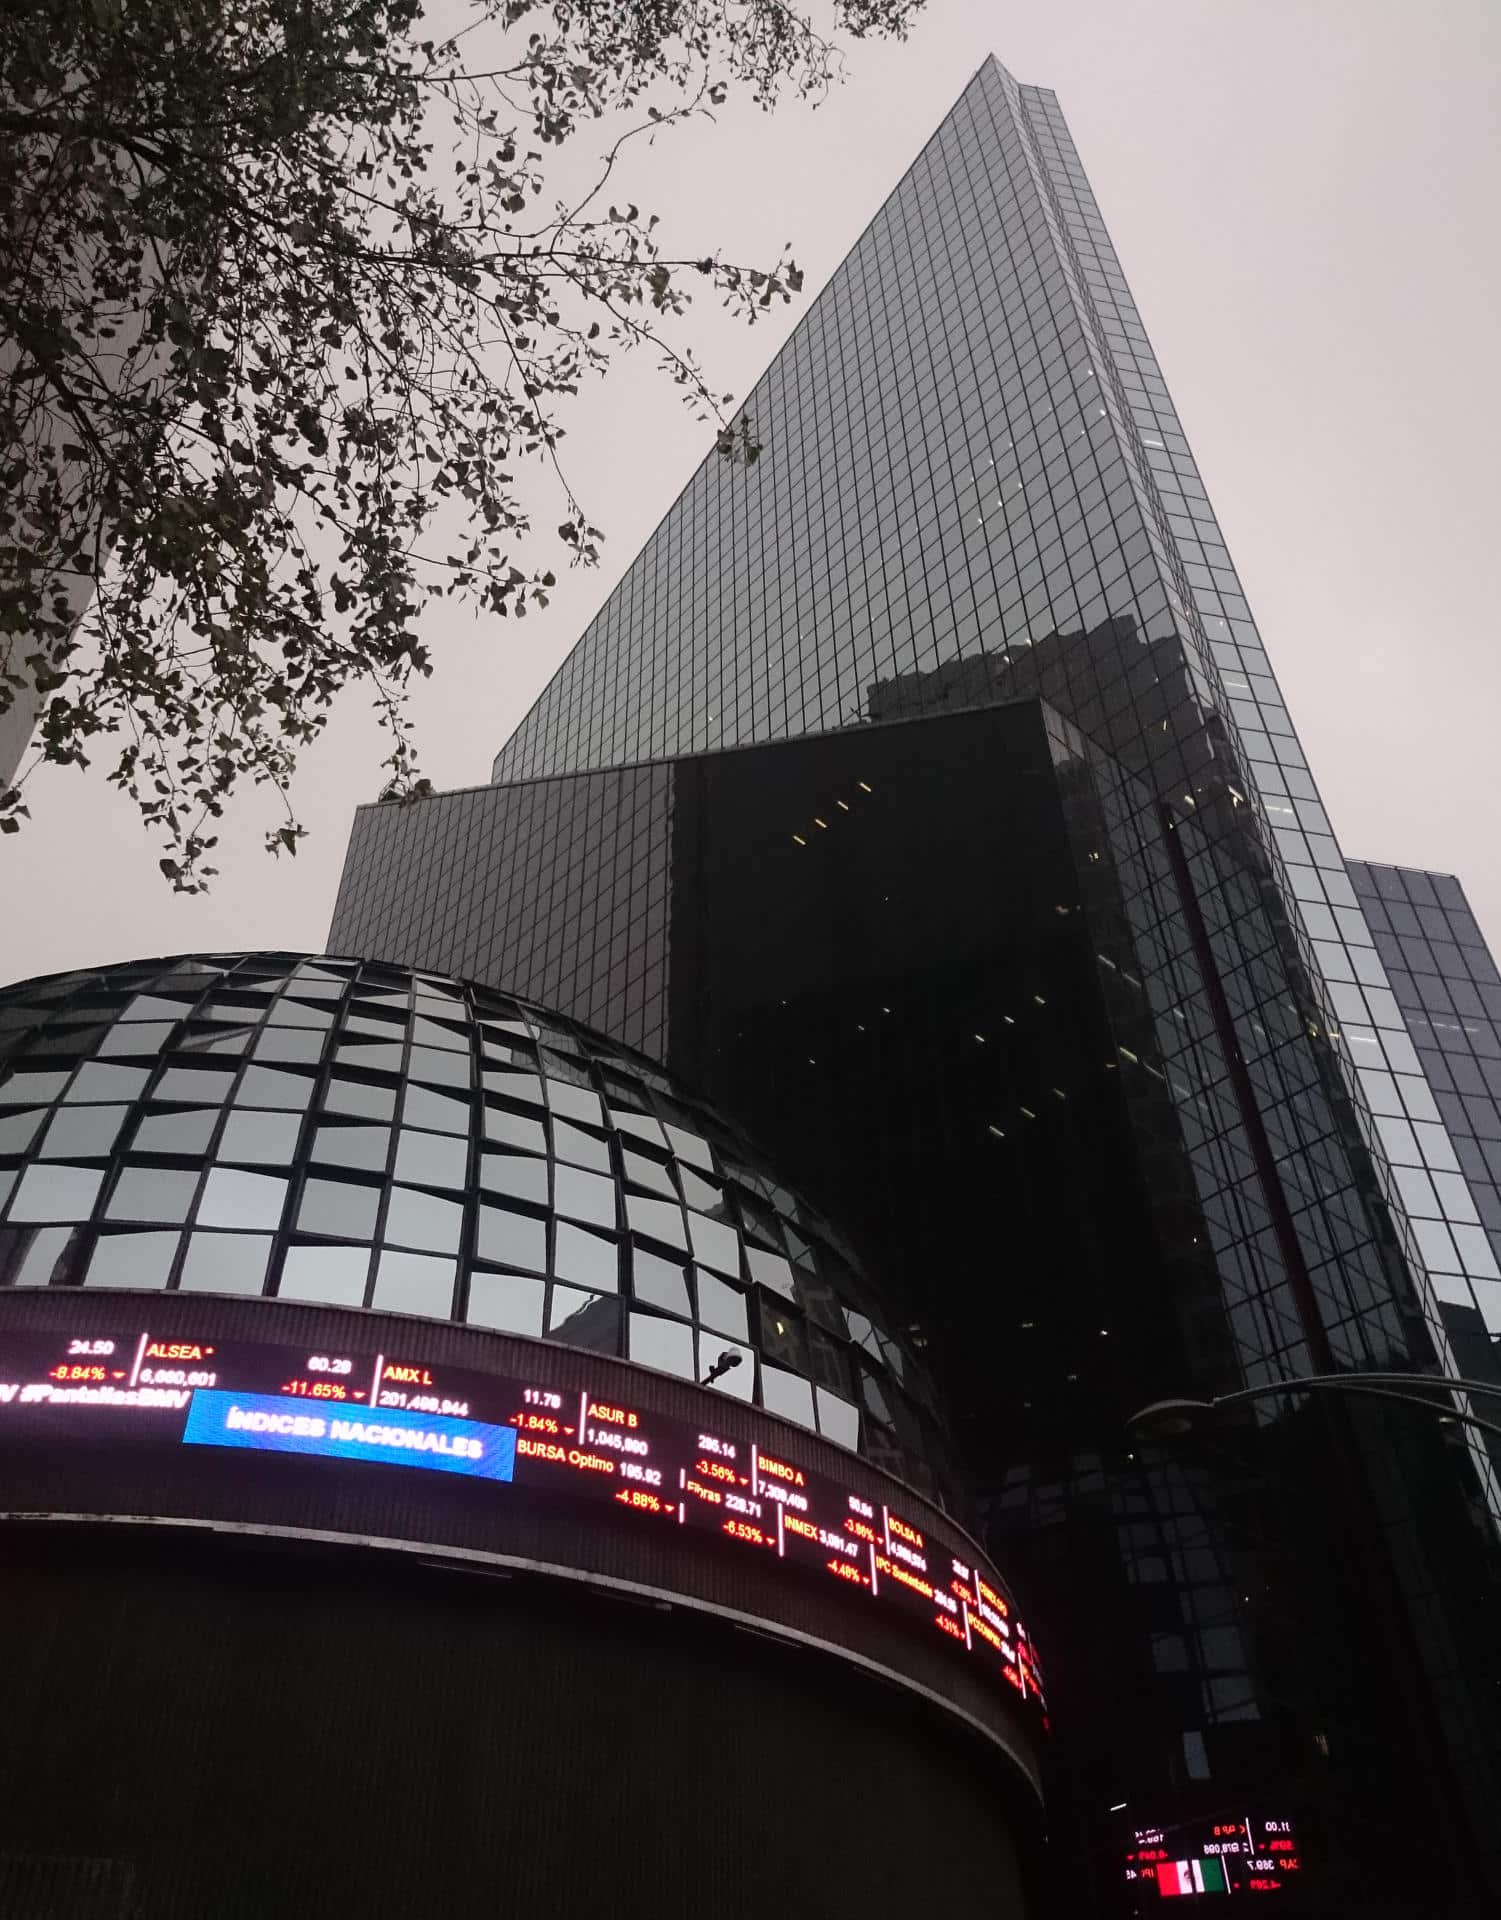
[{"x1": 0, "y1": 0, "x2": 882, "y2": 893}]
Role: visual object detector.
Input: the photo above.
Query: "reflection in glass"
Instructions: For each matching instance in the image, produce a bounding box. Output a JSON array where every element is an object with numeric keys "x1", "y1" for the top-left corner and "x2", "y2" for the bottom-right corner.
[
  {"x1": 402, "y1": 1085, "x2": 470, "y2": 1134},
  {"x1": 134, "y1": 1108, "x2": 219, "y2": 1155},
  {"x1": 277, "y1": 1244, "x2": 371, "y2": 1306},
  {"x1": 687, "y1": 1210, "x2": 740, "y2": 1276},
  {"x1": 286, "y1": 973, "x2": 345, "y2": 998},
  {"x1": 154, "y1": 1066, "x2": 235, "y2": 1105},
  {"x1": 484, "y1": 1106, "x2": 546, "y2": 1155},
  {"x1": 254, "y1": 1028, "x2": 325, "y2": 1065},
  {"x1": 761, "y1": 1362, "x2": 816, "y2": 1429},
  {"x1": 200, "y1": 998, "x2": 267, "y2": 1025},
  {"x1": 335, "y1": 1042, "x2": 406, "y2": 1074},
  {"x1": 38, "y1": 1104, "x2": 129, "y2": 1159},
  {"x1": 737, "y1": 1197, "x2": 784, "y2": 1252},
  {"x1": 547, "y1": 1284, "x2": 621, "y2": 1352},
  {"x1": 98, "y1": 1021, "x2": 177, "y2": 1056},
  {"x1": 666, "y1": 1124, "x2": 715, "y2": 1172},
  {"x1": 408, "y1": 1046, "x2": 469, "y2": 1089},
  {"x1": 235, "y1": 1066, "x2": 314, "y2": 1111},
  {"x1": 394, "y1": 1129, "x2": 468, "y2": 1189},
  {"x1": 298, "y1": 1177, "x2": 379, "y2": 1239},
  {"x1": 622, "y1": 1148, "x2": 675, "y2": 1198},
  {"x1": 323, "y1": 1077, "x2": 397, "y2": 1122},
  {"x1": 553, "y1": 1164, "x2": 615, "y2": 1228},
  {"x1": 539, "y1": 1044, "x2": 588, "y2": 1084},
  {"x1": 0, "y1": 1108, "x2": 46, "y2": 1154},
  {"x1": 747, "y1": 1246, "x2": 797, "y2": 1299},
  {"x1": 218, "y1": 1109, "x2": 301, "y2": 1166},
  {"x1": 467, "y1": 1269, "x2": 545, "y2": 1336},
  {"x1": 553, "y1": 1220, "x2": 618, "y2": 1291},
  {"x1": 66, "y1": 1063, "x2": 149, "y2": 1103},
  {"x1": 372, "y1": 1249, "x2": 455, "y2": 1316},
  {"x1": 384, "y1": 1184, "x2": 463, "y2": 1253},
  {"x1": 546, "y1": 1079, "x2": 603, "y2": 1127},
  {"x1": 632, "y1": 1249, "x2": 691, "y2": 1317},
  {"x1": 178, "y1": 1027, "x2": 250, "y2": 1057},
  {"x1": 3, "y1": 1224, "x2": 82, "y2": 1287},
  {"x1": 552, "y1": 1120, "x2": 610, "y2": 1173},
  {"x1": 625, "y1": 1193, "x2": 686, "y2": 1251},
  {"x1": 797, "y1": 1274, "x2": 850, "y2": 1338},
  {"x1": 178, "y1": 1232, "x2": 272, "y2": 1294},
  {"x1": 677, "y1": 1166, "x2": 726, "y2": 1215},
  {"x1": 861, "y1": 1370, "x2": 893, "y2": 1428},
  {"x1": 483, "y1": 1070, "x2": 546, "y2": 1108},
  {"x1": 312, "y1": 1124, "x2": 390, "y2": 1173},
  {"x1": 198, "y1": 1167, "x2": 287, "y2": 1230},
  {"x1": 152, "y1": 972, "x2": 221, "y2": 998},
  {"x1": 0, "y1": 1071, "x2": 70, "y2": 1106},
  {"x1": 481, "y1": 1038, "x2": 529, "y2": 1068},
  {"x1": 629, "y1": 1311, "x2": 695, "y2": 1380},
  {"x1": 11, "y1": 1162, "x2": 105, "y2": 1221},
  {"x1": 31, "y1": 1023, "x2": 110, "y2": 1059},
  {"x1": 694, "y1": 1268, "x2": 748, "y2": 1340},
  {"x1": 267, "y1": 997, "x2": 335, "y2": 1028},
  {"x1": 612, "y1": 1109, "x2": 665, "y2": 1147},
  {"x1": 808, "y1": 1327, "x2": 853, "y2": 1398},
  {"x1": 599, "y1": 1073, "x2": 646, "y2": 1112},
  {"x1": 479, "y1": 1154, "x2": 548, "y2": 1205},
  {"x1": 477, "y1": 1204, "x2": 546, "y2": 1272},
  {"x1": 86, "y1": 1230, "x2": 180, "y2": 1289},
  {"x1": 816, "y1": 1388, "x2": 860, "y2": 1449},
  {"x1": 411, "y1": 1015, "x2": 466, "y2": 1050},
  {"x1": 345, "y1": 1013, "x2": 402, "y2": 1041},
  {"x1": 877, "y1": 1334, "x2": 908, "y2": 1384},
  {"x1": 121, "y1": 993, "x2": 187, "y2": 1021}
]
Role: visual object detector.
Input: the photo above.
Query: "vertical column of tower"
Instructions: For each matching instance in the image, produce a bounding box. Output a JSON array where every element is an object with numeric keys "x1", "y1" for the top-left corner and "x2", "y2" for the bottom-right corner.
[{"x1": 1007, "y1": 75, "x2": 1492, "y2": 1437}]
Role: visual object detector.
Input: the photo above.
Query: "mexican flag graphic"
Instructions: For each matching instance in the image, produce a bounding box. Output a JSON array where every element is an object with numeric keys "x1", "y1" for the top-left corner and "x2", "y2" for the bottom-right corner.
[{"x1": 1155, "y1": 1856, "x2": 1230, "y2": 1896}]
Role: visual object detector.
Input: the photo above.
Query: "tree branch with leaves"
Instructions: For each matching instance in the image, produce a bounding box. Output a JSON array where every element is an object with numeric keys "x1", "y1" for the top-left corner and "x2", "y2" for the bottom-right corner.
[{"x1": 0, "y1": 0, "x2": 922, "y2": 886}]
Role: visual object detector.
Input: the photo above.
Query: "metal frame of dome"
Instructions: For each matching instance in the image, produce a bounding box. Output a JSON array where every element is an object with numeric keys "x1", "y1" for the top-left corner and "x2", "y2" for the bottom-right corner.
[{"x1": 0, "y1": 952, "x2": 950, "y2": 1495}]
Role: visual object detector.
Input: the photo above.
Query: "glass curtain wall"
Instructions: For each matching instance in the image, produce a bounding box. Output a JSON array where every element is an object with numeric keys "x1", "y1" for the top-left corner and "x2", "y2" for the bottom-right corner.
[{"x1": 482, "y1": 56, "x2": 1501, "y2": 1857}]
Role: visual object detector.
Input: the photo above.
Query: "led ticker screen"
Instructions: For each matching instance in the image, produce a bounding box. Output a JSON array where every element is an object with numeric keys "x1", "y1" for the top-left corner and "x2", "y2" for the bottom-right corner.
[
  {"x1": 1126, "y1": 1816, "x2": 1302, "y2": 1899},
  {"x1": 0, "y1": 1325, "x2": 1045, "y2": 1721}
]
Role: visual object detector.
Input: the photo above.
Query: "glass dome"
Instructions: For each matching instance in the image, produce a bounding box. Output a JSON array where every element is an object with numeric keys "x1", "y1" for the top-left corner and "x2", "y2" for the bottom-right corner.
[{"x1": 0, "y1": 953, "x2": 948, "y2": 1491}]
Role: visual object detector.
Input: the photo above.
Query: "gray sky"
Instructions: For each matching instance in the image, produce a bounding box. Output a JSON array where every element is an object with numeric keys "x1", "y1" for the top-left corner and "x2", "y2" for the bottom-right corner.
[{"x1": 4, "y1": 0, "x2": 1499, "y2": 983}]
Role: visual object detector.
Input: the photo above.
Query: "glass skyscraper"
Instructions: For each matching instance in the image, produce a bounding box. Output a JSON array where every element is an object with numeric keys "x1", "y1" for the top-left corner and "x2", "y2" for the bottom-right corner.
[
  {"x1": 332, "y1": 57, "x2": 1501, "y2": 1912},
  {"x1": 1346, "y1": 863, "x2": 1501, "y2": 1411}
]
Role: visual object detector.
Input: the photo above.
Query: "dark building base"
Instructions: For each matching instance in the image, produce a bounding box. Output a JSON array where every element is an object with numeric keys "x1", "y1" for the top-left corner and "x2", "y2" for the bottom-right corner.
[{"x1": 0, "y1": 1524, "x2": 1038, "y2": 1919}]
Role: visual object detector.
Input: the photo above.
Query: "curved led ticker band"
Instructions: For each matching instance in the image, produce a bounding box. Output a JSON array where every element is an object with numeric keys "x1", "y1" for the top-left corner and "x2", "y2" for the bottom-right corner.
[{"x1": 0, "y1": 1317, "x2": 1047, "y2": 1725}]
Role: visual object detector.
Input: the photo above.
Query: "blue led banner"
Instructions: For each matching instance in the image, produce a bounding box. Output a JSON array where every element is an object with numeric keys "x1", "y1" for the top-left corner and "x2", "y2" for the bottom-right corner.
[{"x1": 182, "y1": 1390, "x2": 518, "y2": 1482}]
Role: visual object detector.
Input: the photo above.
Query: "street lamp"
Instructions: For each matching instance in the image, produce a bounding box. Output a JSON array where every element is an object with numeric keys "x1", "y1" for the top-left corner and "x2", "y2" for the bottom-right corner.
[
  {"x1": 700, "y1": 1349, "x2": 743, "y2": 1388},
  {"x1": 1128, "y1": 1371, "x2": 1501, "y2": 1446}
]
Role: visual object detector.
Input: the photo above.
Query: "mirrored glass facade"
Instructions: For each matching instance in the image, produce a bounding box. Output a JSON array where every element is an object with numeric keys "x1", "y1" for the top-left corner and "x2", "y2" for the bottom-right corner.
[
  {"x1": 0, "y1": 953, "x2": 937, "y2": 1488},
  {"x1": 1348, "y1": 864, "x2": 1501, "y2": 1389},
  {"x1": 330, "y1": 55, "x2": 1501, "y2": 1912},
  {"x1": 481, "y1": 55, "x2": 1486, "y2": 1426}
]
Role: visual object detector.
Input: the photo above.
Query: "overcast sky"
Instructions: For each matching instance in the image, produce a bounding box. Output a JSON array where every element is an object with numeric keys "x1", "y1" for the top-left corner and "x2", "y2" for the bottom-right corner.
[{"x1": 3, "y1": 0, "x2": 1499, "y2": 985}]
